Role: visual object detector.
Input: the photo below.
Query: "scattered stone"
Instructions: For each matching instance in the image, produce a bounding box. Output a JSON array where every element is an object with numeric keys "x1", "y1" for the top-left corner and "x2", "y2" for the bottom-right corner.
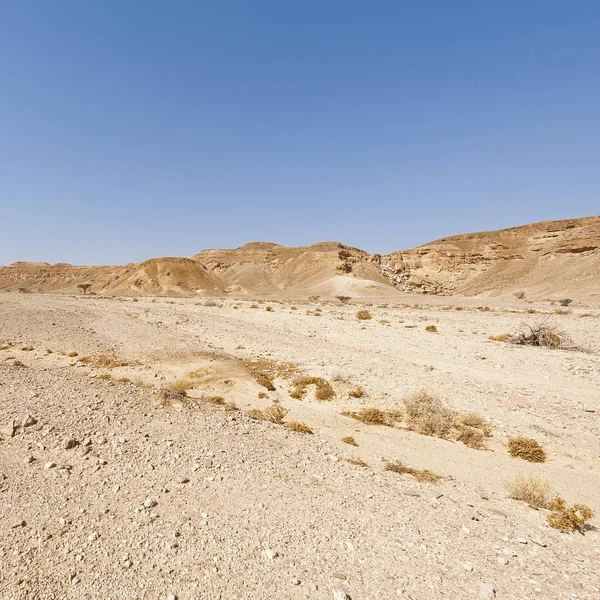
[
  {"x1": 516, "y1": 537, "x2": 528, "y2": 544},
  {"x1": 262, "y1": 548, "x2": 278, "y2": 560},
  {"x1": 532, "y1": 537, "x2": 547, "y2": 547},
  {"x1": 303, "y1": 581, "x2": 318, "y2": 595},
  {"x1": 403, "y1": 490, "x2": 421, "y2": 497},
  {"x1": 502, "y1": 547, "x2": 517, "y2": 557},
  {"x1": 144, "y1": 497, "x2": 156, "y2": 509},
  {"x1": 476, "y1": 581, "x2": 496, "y2": 598},
  {"x1": 0, "y1": 421, "x2": 16, "y2": 438},
  {"x1": 11, "y1": 520, "x2": 26, "y2": 529},
  {"x1": 21, "y1": 415, "x2": 37, "y2": 428},
  {"x1": 88, "y1": 531, "x2": 99, "y2": 541},
  {"x1": 59, "y1": 515, "x2": 72, "y2": 527},
  {"x1": 333, "y1": 589, "x2": 351, "y2": 600},
  {"x1": 62, "y1": 437, "x2": 78, "y2": 450},
  {"x1": 44, "y1": 462, "x2": 56, "y2": 469}
]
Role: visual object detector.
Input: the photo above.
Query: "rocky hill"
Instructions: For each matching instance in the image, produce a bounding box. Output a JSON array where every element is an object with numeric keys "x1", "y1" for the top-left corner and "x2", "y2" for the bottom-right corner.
[
  {"x1": 384, "y1": 216, "x2": 600, "y2": 298},
  {"x1": 1, "y1": 216, "x2": 598, "y2": 298}
]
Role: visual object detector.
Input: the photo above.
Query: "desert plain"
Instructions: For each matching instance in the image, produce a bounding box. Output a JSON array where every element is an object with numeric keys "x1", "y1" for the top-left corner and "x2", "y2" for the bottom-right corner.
[{"x1": 1, "y1": 217, "x2": 600, "y2": 599}]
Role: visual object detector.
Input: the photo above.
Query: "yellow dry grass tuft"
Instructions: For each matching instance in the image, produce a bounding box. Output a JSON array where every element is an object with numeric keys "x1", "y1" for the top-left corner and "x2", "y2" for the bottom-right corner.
[
  {"x1": 348, "y1": 386, "x2": 364, "y2": 398},
  {"x1": 425, "y1": 325, "x2": 438, "y2": 333},
  {"x1": 289, "y1": 376, "x2": 335, "y2": 401},
  {"x1": 506, "y1": 473, "x2": 550, "y2": 508},
  {"x1": 356, "y1": 310, "x2": 372, "y2": 321},
  {"x1": 341, "y1": 436, "x2": 358, "y2": 446},
  {"x1": 404, "y1": 392, "x2": 456, "y2": 438},
  {"x1": 247, "y1": 404, "x2": 288, "y2": 424},
  {"x1": 285, "y1": 421, "x2": 313, "y2": 434},
  {"x1": 80, "y1": 351, "x2": 134, "y2": 369},
  {"x1": 342, "y1": 407, "x2": 403, "y2": 427},
  {"x1": 489, "y1": 333, "x2": 512, "y2": 342},
  {"x1": 347, "y1": 457, "x2": 369, "y2": 467},
  {"x1": 384, "y1": 460, "x2": 441, "y2": 483}
]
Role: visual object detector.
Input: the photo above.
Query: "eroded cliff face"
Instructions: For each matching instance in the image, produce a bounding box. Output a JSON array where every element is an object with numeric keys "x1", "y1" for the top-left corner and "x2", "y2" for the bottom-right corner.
[{"x1": 384, "y1": 217, "x2": 600, "y2": 297}]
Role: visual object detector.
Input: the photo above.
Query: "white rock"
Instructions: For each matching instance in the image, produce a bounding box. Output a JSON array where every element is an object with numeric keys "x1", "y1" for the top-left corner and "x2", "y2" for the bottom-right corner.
[
  {"x1": 476, "y1": 581, "x2": 496, "y2": 598},
  {"x1": 262, "y1": 548, "x2": 278, "y2": 560},
  {"x1": 144, "y1": 497, "x2": 156, "y2": 508},
  {"x1": 333, "y1": 589, "x2": 351, "y2": 600},
  {"x1": 44, "y1": 462, "x2": 56, "y2": 469}
]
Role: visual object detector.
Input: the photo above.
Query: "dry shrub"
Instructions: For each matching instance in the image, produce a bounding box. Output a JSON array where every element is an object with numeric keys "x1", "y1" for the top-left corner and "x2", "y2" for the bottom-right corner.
[
  {"x1": 255, "y1": 372, "x2": 276, "y2": 391},
  {"x1": 384, "y1": 460, "x2": 440, "y2": 483},
  {"x1": 290, "y1": 376, "x2": 335, "y2": 401},
  {"x1": 80, "y1": 351, "x2": 133, "y2": 369},
  {"x1": 425, "y1": 325, "x2": 438, "y2": 333},
  {"x1": 169, "y1": 379, "x2": 194, "y2": 394},
  {"x1": 460, "y1": 412, "x2": 488, "y2": 429},
  {"x1": 202, "y1": 395, "x2": 226, "y2": 405},
  {"x1": 12, "y1": 360, "x2": 27, "y2": 368},
  {"x1": 286, "y1": 421, "x2": 313, "y2": 434},
  {"x1": 347, "y1": 457, "x2": 369, "y2": 467},
  {"x1": 456, "y1": 425, "x2": 487, "y2": 449},
  {"x1": 511, "y1": 320, "x2": 580, "y2": 351},
  {"x1": 342, "y1": 436, "x2": 358, "y2": 446},
  {"x1": 348, "y1": 386, "x2": 364, "y2": 398},
  {"x1": 290, "y1": 306, "x2": 297, "y2": 310},
  {"x1": 99, "y1": 373, "x2": 112, "y2": 380},
  {"x1": 506, "y1": 473, "x2": 550, "y2": 508},
  {"x1": 161, "y1": 386, "x2": 187, "y2": 402},
  {"x1": 489, "y1": 333, "x2": 512, "y2": 342},
  {"x1": 508, "y1": 436, "x2": 546, "y2": 463},
  {"x1": 342, "y1": 408, "x2": 399, "y2": 426},
  {"x1": 21, "y1": 346, "x2": 34, "y2": 351},
  {"x1": 547, "y1": 497, "x2": 594, "y2": 533},
  {"x1": 404, "y1": 392, "x2": 456, "y2": 438},
  {"x1": 250, "y1": 304, "x2": 259, "y2": 309},
  {"x1": 67, "y1": 351, "x2": 78, "y2": 357},
  {"x1": 356, "y1": 310, "x2": 372, "y2": 321},
  {"x1": 258, "y1": 391, "x2": 268, "y2": 399},
  {"x1": 247, "y1": 404, "x2": 288, "y2": 424},
  {"x1": 265, "y1": 306, "x2": 273, "y2": 312}
]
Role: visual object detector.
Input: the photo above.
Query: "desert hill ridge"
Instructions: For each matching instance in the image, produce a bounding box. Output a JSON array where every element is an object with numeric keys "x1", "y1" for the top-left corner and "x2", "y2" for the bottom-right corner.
[{"x1": 1, "y1": 216, "x2": 598, "y2": 298}]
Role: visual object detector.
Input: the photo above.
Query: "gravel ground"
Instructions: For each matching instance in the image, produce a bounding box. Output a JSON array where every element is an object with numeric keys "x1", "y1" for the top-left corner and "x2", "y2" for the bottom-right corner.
[{"x1": 1, "y1": 292, "x2": 599, "y2": 599}]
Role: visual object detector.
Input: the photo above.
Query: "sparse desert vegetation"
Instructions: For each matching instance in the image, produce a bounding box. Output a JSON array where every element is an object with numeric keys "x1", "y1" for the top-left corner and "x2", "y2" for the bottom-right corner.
[
  {"x1": 507, "y1": 473, "x2": 551, "y2": 508},
  {"x1": 384, "y1": 460, "x2": 441, "y2": 483},
  {"x1": 285, "y1": 421, "x2": 313, "y2": 434},
  {"x1": 289, "y1": 376, "x2": 335, "y2": 400},
  {"x1": 342, "y1": 436, "x2": 359, "y2": 446},
  {"x1": 356, "y1": 310, "x2": 372, "y2": 320},
  {"x1": 508, "y1": 436, "x2": 547, "y2": 463},
  {"x1": 547, "y1": 497, "x2": 594, "y2": 533},
  {"x1": 1, "y1": 275, "x2": 598, "y2": 599}
]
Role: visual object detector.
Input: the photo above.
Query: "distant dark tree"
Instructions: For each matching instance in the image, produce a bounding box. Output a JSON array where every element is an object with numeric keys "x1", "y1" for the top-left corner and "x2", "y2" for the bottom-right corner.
[
  {"x1": 336, "y1": 296, "x2": 352, "y2": 305},
  {"x1": 77, "y1": 283, "x2": 92, "y2": 295}
]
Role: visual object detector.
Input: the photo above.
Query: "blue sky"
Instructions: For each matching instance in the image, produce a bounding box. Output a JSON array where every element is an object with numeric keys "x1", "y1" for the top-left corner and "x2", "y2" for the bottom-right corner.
[{"x1": 1, "y1": 1, "x2": 598, "y2": 265}]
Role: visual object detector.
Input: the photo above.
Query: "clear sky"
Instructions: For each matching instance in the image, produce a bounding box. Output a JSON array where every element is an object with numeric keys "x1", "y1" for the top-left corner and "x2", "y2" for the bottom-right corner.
[{"x1": 1, "y1": 1, "x2": 598, "y2": 265}]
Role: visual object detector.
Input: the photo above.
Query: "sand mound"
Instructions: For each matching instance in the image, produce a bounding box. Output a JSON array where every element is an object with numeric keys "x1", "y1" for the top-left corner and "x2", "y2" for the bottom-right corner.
[
  {"x1": 105, "y1": 257, "x2": 226, "y2": 296},
  {"x1": 195, "y1": 241, "x2": 391, "y2": 295}
]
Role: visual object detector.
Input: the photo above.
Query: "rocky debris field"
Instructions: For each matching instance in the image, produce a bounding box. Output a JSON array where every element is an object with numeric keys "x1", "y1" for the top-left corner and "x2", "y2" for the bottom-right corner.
[{"x1": 1, "y1": 292, "x2": 599, "y2": 599}]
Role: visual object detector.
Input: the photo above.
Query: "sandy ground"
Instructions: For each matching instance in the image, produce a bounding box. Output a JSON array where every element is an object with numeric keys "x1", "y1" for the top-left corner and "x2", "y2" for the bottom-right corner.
[{"x1": 1, "y1": 292, "x2": 599, "y2": 599}]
